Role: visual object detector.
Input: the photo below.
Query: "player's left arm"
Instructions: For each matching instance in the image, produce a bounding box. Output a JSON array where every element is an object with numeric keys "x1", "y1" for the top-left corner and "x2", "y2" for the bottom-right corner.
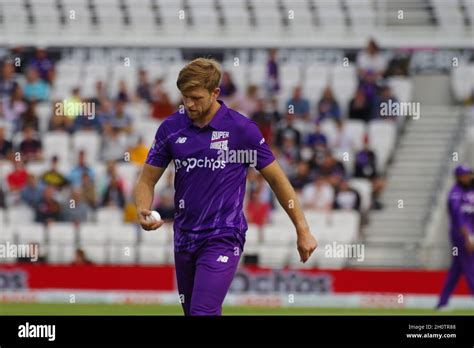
[{"x1": 259, "y1": 161, "x2": 318, "y2": 263}]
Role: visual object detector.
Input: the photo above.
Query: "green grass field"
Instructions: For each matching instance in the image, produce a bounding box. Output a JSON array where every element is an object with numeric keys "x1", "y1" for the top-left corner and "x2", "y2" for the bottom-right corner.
[{"x1": 1, "y1": 303, "x2": 473, "y2": 315}]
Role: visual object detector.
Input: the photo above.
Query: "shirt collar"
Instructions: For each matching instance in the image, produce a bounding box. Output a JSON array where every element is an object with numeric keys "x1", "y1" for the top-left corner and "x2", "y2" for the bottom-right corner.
[{"x1": 185, "y1": 100, "x2": 228, "y2": 131}]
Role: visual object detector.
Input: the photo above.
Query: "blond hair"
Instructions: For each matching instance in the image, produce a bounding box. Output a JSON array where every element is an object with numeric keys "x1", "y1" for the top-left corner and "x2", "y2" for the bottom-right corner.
[{"x1": 177, "y1": 58, "x2": 222, "y2": 93}]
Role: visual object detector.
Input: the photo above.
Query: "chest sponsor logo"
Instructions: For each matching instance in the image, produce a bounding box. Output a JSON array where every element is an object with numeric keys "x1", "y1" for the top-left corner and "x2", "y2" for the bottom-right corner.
[{"x1": 174, "y1": 157, "x2": 226, "y2": 172}]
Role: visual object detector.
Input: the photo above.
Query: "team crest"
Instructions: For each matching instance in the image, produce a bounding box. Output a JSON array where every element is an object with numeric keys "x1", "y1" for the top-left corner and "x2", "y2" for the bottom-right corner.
[{"x1": 210, "y1": 131, "x2": 230, "y2": 150}]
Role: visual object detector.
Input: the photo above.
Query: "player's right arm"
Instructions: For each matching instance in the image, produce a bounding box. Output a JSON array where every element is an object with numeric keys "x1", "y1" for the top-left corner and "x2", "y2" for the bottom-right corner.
[
  {"x1": 134, "y1": 163, "x2": 166, "y2": 230},
  {"x1": 460, "y1": 226, "x2": 474, "y2": 253}
]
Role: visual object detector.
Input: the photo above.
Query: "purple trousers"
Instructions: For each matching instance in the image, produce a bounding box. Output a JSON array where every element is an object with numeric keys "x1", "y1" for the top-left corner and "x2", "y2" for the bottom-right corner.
[
  {"x1": 174, "y1": 233, "x2": 242, "y2": 316},
  {"x1": 438, "y1": 250, "x2": 474, "y2": 307}
]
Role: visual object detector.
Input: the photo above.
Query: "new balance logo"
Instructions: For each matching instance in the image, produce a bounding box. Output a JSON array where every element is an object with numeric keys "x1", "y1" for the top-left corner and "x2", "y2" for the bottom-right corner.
[
  {"x1": 216, "y1": 255, "x2": 229, "y2": 263},
  {"x1": 176, "y1": 137, "x2": 187, "y2": 144}
]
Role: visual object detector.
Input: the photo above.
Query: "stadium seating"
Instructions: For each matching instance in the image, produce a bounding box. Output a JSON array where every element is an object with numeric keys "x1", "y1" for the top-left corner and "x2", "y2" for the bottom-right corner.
[
  {"x1": 0, "y1": 223, "x2": 14, "y2": 243},
  {"x1": 47, "y1": 244, "x2": 76, "y2": 264},
  {"x1": 43, "y1": 131, "x2": 71, "y2": 163},
  {"x1": 15, "y1": 223, "x2": 46, "y2": 245},
  {"x1": 7, "y1": 1, "x2": 470, "y2": 270},
  {"x1": 138, "y1": 245, "x2": 169, "y2": 264},
  {"x1": 6, "y1": 206, "x2": 35, "y2": 224},
  {"x1": 96, "y1": 207, "x2": 124, "y2": 225}
]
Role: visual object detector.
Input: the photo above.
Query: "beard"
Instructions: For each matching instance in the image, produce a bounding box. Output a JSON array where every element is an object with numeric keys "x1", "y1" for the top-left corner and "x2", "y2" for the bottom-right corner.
[{"x1": 189, "y1": 100, "x2": 213, "y2": 119}]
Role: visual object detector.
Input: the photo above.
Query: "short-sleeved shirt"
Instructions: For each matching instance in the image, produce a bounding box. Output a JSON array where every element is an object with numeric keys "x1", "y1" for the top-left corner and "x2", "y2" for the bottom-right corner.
[
  {"x1": 146, "y1": 100, "x2": 275, "y2": 251},
  {"x1": 459, "y1": 189, "x2": 474, "y2": 242},
  {"x1": 448, "y1": 184, "x2": 471, "y2": 247}
]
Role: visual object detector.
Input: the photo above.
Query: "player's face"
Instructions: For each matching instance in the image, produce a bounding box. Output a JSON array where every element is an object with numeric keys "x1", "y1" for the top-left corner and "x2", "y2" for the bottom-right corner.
[
  {"x1": 458, "y1": 173, "x2": 473, "y2": 186},
  {"x1": 182, "y1": 87, "x2": 219, "y2": 120}
]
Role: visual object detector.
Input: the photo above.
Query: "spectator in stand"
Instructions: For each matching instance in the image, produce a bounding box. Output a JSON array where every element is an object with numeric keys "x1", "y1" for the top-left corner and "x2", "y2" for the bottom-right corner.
[
  {"x1": 280, "y1": 135, "x2": 301, "y2": 174},
  {"x1": 107, "y1": 99, "x2": 132, "y2": 133},
  {"x1": 123, "y1": 197, "x2": 139, "y2": 223},
  {"x1": 154, "y1": 170, "x2": 175, "y2": 222},
  {"x1": 354, "y1": 134, "x2": 385, "y2": 209},
  {"x1": 41, "y1": 155, "x2": 69, "y2": 189},
  {"x1": 50, "y1": 102, "x2": 75, "y2": 133},
  {"x1": 29, "y1": 48, "x2": 55, "y2": 83},
  {"x1": 6, "y1": 160, "x2": 28, "y2": 193},
  {"x1": 2, "y1": 84, "x2": 27, "y2": 131},
  {"x1": 96, "y1": 98, "x2": 114, "y2": 126},
  {"x1": 136, "y1": 69, "x2": 152, "y2": 103},
  {"x1": 63, "y1": 87, "x2": 83, "y2": 118},
  {"x1": 101, "y1": 124, "x2": 128, "y2": 162},
  {"x1": 23, "y1": 67, "x2": 50, "y2": 102},
  {"x1": 359, "y1": 70, "x2": 378, "y2": 115},
  {"x1": 69, "y1": 150, "x2": 95, "y2": 188},
  {"x1": 117, "y1": 80, "x2": 130, "y2": 103},
  {"x1": 102, "y1": 160, "x2": 125, "y2": 191},
  {"x1": 9, "y1": 46, "x2": 27, "y2": 74},
  {"x1": 20, "y1": 174, "x2": 43, "y2": 208},
  {"x1": 219, "y1": 71, "x2": 237, "y2": 101},
  {"x1": 302, "y1": 175, "x2": 334, "y2": 211},
  {"x1": 87, "y1": 81, "x2": 107, "y2": 108},
  {"x1": 333, "y1": 178, "x2": 361, "y2": 211},
  {"x1": 35, "y1": 185, "x2": 62, "y2": 224},
  {"x1": 266, "y1": 48, "x2": 280, "y2": 95},
  {"x1": 290, "y1": 161, "x2": 312, "y2": 193},
  {"x1": 267, "y1": 97, "x2": 283, "y2": 123},
  {"x1": 246, "y1": 174, "x2": 272, "y2": 233},
  {"x1": 373, "y1": 84, "x2": 399, "y2": 120},
  {"x1": 275, "y1": 113, "x2": 301, "y2": 148},
  {"x1": 251, "y1": 98, "x2": 273, "y2": 145},
  {"x1": 71, "y1": 248, "x2": 93, "y2": 265},
  {"x1": 0, "y1": 185, "x2": 6, "y2": 208},
  {"x1": 311, "y1": 151, "x2": 346, "y2": 188},
  {"x1": 306, "y1": 120, "x2": 328, "y2": 149},
  {"x1": 286, "y1": 86, "x2": 310, "y2": 120},
  {"x1": 62, "y1": 189, "x2": 90, "y2": 224},
  {"x1": 0, "y1": 126, "x2": 13, "y2": 160},
  {"x1": 0, "y1": 60, "x2": 20, "y2": 98},
  {"x1": 349, "y1": 86, "x2": 372, "y2": 123},
  {"x1": 128, "y1": 136, "x2": 149, "y2": 165},
  {"x1": 234, "y1": 84, "x2": 259, "y2": 116},
  {"x1": 356, "y1": 39, "x2": 387, "y2": 80},
  {"x1": 18, "y1": 100, "x2": 40, "y2": 131},
  {"x1": 81, "y1": 172, "x2": 97, "y2": 209},
  {"x1": 19, "y1": 126, "x2": 43, "y2": 161},
  {"x1": 331, "y1": 120, "x2": 355, "y2": 156},
  {"x1": 72, "y1": 109, "x2": 101, "y2": 133},
  {"x1": 101, "y1": 171, "x2": 126, "y2": 208},
  {"x1": 246, "y1": 189, "x2": 271, "y2": 231},
  {"x1": 151, "y1": 84, "x2": 175, "y2": 120},
  {"x1": 317, "y1": 86, "x2": 341, "y2": 122}
]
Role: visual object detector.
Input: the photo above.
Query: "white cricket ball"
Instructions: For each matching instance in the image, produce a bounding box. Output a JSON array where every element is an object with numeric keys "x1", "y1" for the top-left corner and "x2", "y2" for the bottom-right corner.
[{"x1": 146, "y1": 210, "x2": 162, "y2": 222}]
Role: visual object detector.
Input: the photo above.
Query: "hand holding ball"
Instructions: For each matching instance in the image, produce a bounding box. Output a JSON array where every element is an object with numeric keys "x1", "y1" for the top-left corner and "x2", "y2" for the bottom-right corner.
[{"x1": 146, "y1": 210, "x2": 162, "y2": 222}]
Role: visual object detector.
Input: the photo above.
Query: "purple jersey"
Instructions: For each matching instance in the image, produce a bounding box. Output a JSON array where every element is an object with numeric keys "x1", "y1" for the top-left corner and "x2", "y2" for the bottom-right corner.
[
  {"x1": 146, "y1": 100, "x2": 275, "y2": 250},
  {"x1": 459, "y1": 189, "x2": 474, "y2": 236},
  {"x1": 448, "y1": 183, "x2": 471, "y2": 246}
]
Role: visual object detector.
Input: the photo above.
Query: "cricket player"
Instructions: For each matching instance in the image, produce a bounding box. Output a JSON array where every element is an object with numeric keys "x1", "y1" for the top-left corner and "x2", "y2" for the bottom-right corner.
[
  {"x1": 437, "y1": 164, "x2": 474, "y2": 309},
  {"x1": 134, "y1": 58, "x2": 317, "y2": 315}
]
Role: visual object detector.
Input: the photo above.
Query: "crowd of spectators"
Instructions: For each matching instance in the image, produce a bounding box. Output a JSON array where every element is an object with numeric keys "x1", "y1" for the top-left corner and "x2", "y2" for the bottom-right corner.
[{"x1": 0, "y1": 41, "x2": 397, "y2": 232}]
